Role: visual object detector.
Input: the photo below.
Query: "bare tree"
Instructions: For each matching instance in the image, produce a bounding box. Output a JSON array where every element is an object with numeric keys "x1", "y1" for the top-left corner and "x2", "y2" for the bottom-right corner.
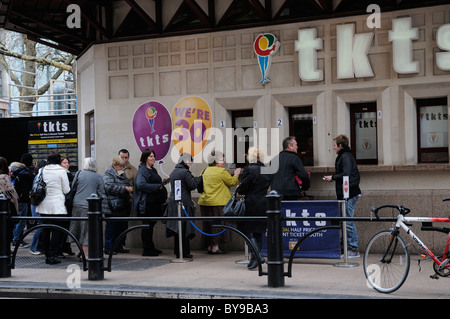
[{"x1": 0, "y1": 32, "x2": 75, "y2": 116}]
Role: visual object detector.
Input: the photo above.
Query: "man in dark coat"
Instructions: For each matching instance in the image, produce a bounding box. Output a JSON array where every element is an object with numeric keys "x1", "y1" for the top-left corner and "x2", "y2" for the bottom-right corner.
[
  {"x1": 10, "y1": 153, "x2": 35, "y2": 248},
  {"x1": 270, "y1": 136, "x2": 310, "y2": 200},
  {"x1": 324, "y1": 134, "x2": 361, "y2": 258},
  {"x1": 164, "y1": 153, "x2": 199, "y2": 259}
]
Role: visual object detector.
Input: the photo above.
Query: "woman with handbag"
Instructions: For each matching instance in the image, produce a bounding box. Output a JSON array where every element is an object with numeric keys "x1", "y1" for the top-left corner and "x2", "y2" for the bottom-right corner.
[
  {"x1": 236, "y1": 146, "x2": 271, "y2": 270},
  {"x1": 36, "y1": 152, "x2": 70, "y2": 265},
  {"x1": 198, "y1": 150, "x2": 241, "y2": 254},
  {"x1": 133, "y1": 148, "x2": 168, "y2": 256},
  {"x1": 102, "y1": 156, "x2": 133, "y2": 255}
]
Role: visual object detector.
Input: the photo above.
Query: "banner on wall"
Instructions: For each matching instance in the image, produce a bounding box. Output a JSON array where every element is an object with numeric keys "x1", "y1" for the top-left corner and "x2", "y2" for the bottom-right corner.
[
  {"x1": 132, "y1": 101, "x2": 172, "y2": 161},
  {"x1": 171, "y1": 96, "x2": 212, "y2": 158},
  {"x1": 261, "y1": 200, "x2": 341, "y2": 259}
]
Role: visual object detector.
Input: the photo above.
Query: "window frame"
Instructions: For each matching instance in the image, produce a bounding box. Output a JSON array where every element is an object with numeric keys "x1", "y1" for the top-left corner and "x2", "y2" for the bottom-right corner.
[
  {"x1": 416, "y1": 97, "x2": 448, "y2": 164},
  {"x1": 350, "y1": 102, "x2": 378, "y2": 165}
]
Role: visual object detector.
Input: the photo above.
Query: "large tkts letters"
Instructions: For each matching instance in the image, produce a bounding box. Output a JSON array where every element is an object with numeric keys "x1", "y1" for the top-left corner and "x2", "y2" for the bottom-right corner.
[
  {"x1": 295, "y1": 28, "x2": 323, "y2": 81},
  {"x1": 389, "y1": 17, "x2": 419, "y2": 74},
  {"x1": 436, "y1": 24, "x2": 450, "y2": 71},
  {"x1": 337, "y1": 24, "x2": 374, "y2": 79},
  {"x1": 296, "y1": 17, "x2": 449, "y2": 81}
]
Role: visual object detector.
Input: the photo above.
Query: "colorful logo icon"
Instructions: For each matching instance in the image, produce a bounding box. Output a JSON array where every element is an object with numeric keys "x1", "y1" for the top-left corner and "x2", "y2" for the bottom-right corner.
[
  {"x1": 146, "y1": 107, "x2": 157, "y2": 133},
  {"x1": 253, "y1": 33, "x2": 280, "y2": 85}
]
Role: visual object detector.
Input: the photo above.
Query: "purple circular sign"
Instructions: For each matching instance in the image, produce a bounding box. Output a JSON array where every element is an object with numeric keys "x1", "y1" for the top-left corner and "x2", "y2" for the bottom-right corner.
[{"x1": 132, "y1": 101, "x2": 172, "y2": 161}]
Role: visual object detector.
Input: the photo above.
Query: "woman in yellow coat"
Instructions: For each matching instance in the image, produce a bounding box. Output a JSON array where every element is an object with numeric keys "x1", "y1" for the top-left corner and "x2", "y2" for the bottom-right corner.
[{"x1": 198, "y1": 151, "x2": 241, "y2": 254}]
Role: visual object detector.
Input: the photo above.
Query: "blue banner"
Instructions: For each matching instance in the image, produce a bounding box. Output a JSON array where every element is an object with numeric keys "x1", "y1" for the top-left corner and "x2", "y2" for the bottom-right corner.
[{"x1": 261, "y1": 200, "x2": 341, "y2": 259}]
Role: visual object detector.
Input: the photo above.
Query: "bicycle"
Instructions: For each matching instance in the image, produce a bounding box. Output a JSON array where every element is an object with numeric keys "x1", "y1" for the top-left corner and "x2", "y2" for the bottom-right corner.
[{"x1": 363, "y1": 198, "x2": 450, "y2": 293}]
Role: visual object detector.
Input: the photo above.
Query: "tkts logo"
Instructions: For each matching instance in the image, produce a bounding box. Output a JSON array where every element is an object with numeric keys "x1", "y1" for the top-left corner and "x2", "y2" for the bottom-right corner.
[
  {"x1": 253, "y1": 33, "x2": 280, "y2": 85},
  {"x1": 146, "y1": 107, "x2": 157, "y2": 133}
]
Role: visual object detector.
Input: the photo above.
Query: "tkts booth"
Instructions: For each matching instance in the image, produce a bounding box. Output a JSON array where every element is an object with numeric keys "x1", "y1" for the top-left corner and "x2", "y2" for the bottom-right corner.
[{"x1": 75, "y1": 3, "x2": 450, "y2": 251}]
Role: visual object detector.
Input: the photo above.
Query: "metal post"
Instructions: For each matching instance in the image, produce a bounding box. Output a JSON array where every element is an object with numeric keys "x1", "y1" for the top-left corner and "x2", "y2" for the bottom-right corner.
[
  {"x1": 87, "y1": 193, "x2": 104, "y2": 280},
  {"x1": 334, "y1": 200, "x2": 358, "y2": 268},
  {"x1": 0, "y1": 195, "x2": 11, "y2": 278},
  {"x1": 265, "y1": 190, "x2": 284, "y2": 287},
  {"x1": 171, "y1": 201, "x2": 191, "y2": 263}
]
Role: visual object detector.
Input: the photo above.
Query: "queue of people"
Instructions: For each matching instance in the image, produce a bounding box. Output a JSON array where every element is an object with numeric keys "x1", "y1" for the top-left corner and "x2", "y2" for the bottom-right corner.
[{"x1": 1, "y1": 133, "x2": 361, "y2": 266}]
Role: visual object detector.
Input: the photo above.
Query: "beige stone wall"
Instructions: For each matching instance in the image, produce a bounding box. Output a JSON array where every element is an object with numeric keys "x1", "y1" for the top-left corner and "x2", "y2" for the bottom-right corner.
[{"x1": 76, "y1": 5, "x2": 450, "y2": 252}]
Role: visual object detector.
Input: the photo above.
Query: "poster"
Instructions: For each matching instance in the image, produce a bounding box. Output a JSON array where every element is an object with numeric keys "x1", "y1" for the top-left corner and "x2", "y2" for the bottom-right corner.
[{"x1": 261, "y1": 200, "x2": 341, "y2": 259}]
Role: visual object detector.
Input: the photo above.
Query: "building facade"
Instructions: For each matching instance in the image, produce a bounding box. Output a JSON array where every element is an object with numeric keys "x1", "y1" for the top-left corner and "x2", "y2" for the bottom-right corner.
[{"x1": 77, "y1": 4, "x2": 450, "y2": 250}]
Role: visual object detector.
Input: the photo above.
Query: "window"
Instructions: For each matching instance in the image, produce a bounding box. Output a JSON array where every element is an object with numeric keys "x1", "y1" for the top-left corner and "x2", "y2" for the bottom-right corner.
[
  {"x1": 417, "y1": 98, "x2": 448, "y2": 163},
  {"x1": 289, "y1": 106, "x2": 313, "y2": 166},
  {"x1": 232, "y1": 109, "x2": 253, "y2": 167},
  {"x1": 86, "y1": 112, "x2": 95, "y2": 157},
  {"x1": 350, "y1": 102, "x2": 377, "y2": 165}
]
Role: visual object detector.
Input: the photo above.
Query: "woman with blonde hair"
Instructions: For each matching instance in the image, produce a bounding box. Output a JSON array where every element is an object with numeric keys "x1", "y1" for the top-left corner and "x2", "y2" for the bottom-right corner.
[{"x1": 237, "y1": 146, "x2": 271, "y2": 270}]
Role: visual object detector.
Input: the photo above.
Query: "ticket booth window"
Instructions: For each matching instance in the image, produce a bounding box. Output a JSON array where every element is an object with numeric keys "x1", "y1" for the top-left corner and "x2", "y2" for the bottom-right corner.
[
  {"x1": 350, "y1": 103, "x2": 378, "y2": 165},
  {"x1": 232, "y1": 109, "x2": 253, "y2": 167},
  {"x1": 417, "y1": 98, "x2": 448, "y2": 163},
  {"x1": 289, "y1": 106, "x2": 313, "y2": 166}
]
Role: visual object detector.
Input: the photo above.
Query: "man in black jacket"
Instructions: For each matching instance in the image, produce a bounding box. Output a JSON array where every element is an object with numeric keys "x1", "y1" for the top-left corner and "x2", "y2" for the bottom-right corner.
[
  {"x1": 10, "y1": 153, "x2": 35, "y2": 248},
  {"x1": 270, "y1": 136, "x2": 310, "y2": 200},
  {"x1": 324, "y1": 134, "x2": 361, "y2": 258}
]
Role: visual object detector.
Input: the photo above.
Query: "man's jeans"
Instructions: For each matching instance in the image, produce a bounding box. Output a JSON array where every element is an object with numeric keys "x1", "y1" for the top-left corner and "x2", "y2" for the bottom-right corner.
[
  {"x1": 12, "y1": 202, "x2": 28, "y2": 243},
  {"x1": 345, "y1": 195, "x2": 360, "y2": 250}
]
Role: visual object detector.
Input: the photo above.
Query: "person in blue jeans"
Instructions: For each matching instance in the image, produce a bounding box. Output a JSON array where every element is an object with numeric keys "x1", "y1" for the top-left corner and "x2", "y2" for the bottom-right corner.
[
  {"x1": 10, "y1": 154, "x2": 35, "y2": 249},
  {"x1": 324, "y1": 134, "x2": 361, "y2": 258}
]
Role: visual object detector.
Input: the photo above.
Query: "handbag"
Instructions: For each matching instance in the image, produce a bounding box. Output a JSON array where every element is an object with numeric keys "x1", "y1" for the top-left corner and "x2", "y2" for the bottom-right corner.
[
  {"x1": 65, "y1": 171, "x2": 80, "y2": 214},
  {"x1": 30, "y1": 168, "x2": 47, "y2": 206},
  {"x1": 223, "y1": 189, "x2": 246, "y2": 217},
  {"x1": 108, "y1": 197, "x2": 125, "y2": 212}
]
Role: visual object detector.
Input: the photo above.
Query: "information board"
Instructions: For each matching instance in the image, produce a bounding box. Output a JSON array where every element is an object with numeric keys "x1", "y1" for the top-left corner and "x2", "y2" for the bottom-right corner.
[
  {"x1": 261, "y1": 200, "x2": 341, "y2": 259},
  {"x1": 27, "y1": 117, "x2": 78, "y2": 170}
]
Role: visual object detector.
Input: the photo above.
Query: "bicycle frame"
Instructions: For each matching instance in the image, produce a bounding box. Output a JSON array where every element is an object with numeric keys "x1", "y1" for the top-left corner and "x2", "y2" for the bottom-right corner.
[{"x1": 396, "y1": 215, "x2": 450, "y2": 270}]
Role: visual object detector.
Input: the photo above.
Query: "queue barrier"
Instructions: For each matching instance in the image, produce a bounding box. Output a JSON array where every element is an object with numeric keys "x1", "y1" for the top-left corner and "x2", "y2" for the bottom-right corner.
[{"x1": 0, "y1": 192, "x2": 397, "y2": 288}]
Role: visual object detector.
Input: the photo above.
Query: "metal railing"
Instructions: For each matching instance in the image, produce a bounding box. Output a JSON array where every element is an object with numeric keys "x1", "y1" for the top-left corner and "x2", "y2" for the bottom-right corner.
[{"x1": 0, "y1": 192, "x2": 397, "y2": 287}]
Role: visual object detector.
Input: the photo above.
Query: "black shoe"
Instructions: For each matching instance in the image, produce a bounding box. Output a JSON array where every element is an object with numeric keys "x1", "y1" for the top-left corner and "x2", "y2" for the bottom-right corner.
[
  {"x1": 142, "y1": 249, "x2": 160, "y2": 256},
  {"x1": 118, "y1": 247, "x2": 130, "y2": 253},
  {"x1": 247, "y1": 259, "x2": 258, "y2": 270},
  {"x1": 45, "y1": 257, "x2": 61, "y2": 265},
  {"x1": 104, "y1": 251, "x2": 117, "y2": 255}
]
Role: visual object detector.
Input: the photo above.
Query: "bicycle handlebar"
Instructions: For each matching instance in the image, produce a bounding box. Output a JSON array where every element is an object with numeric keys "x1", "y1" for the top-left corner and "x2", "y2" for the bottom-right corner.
[{"x1": 371, "y1": 205, "x2": 411, "y2": 219}]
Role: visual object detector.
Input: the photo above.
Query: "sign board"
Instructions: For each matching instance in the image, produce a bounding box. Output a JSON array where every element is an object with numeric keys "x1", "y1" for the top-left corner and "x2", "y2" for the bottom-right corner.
[
  {"x1": 261, "y1": 200, "x2": 341, "y2": 259},
  {"x1": 343, "y1": 176, "x2": 349, "y2": 199},
  {"x1": 174, "y1": 180, "x2": 181, "y2": 201},
  {"x1": 27, "y1": 117, "x2": 78, "y2": 169}
]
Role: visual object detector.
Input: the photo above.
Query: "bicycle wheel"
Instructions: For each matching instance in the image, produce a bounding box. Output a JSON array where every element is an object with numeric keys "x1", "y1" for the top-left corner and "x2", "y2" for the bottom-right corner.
[{"x1": 363, "y1": 230, "x2": 410, "y2": 293}]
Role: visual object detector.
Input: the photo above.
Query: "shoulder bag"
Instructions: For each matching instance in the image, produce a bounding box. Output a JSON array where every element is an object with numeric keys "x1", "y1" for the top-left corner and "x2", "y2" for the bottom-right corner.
[
  {"x1": 30, "y1": 168, "x2": 47, "y2": 206},
  {"x1": 223, "y1": 189, "x2": 245, "y2": 217}
]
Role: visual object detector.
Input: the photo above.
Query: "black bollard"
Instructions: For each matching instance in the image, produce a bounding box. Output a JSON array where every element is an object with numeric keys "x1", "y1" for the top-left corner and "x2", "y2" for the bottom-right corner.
[
  {"x1": 87, "y1": 193, "x2": 104, "y2": 280},
  {"x1": 0, "y1": 195, "x2": 11, "y2": 278},
  {"x1": 265, "y1": 190, "x2": 284, "y2": 287}
]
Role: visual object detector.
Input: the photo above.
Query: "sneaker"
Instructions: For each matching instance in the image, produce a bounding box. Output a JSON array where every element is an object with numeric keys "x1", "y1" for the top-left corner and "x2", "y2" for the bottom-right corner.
[
  {"x1": 341, "y1": 248, "x2": 360, "y2": 259},
  {"x1": 29, "y1": 250, "x2": 41, "y2": 255},
  {"x1": 19, "y1": 242, "x2": 30, "y2": 249},
  {"x1": 347, "y1": 248, "x2": 360, "y2": 259}
]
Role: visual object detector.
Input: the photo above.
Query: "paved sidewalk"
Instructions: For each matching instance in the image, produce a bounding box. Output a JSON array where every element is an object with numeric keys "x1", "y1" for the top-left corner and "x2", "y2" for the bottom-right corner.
[{"x1": 0, "y1": 246, "x2": 450, "y2": 299}]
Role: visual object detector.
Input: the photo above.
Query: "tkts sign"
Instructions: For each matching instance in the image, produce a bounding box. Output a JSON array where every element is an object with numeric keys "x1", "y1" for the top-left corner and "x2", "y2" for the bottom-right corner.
[{"x1": 295, "y1": 17, "x2": 450, "y2": 81}]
